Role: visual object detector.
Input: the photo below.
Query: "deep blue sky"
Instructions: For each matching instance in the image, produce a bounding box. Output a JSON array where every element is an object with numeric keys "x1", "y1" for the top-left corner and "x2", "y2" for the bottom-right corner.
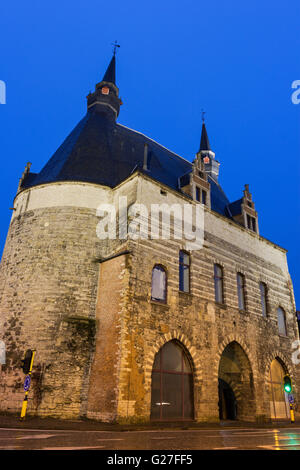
[{"x1": 0, "y1": 1, "x2": 299, "y2": 307}]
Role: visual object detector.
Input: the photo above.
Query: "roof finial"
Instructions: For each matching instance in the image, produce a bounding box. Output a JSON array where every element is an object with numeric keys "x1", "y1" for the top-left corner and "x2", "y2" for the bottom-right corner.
[
  {"x1": 201, "y1": 109, "x2": 206, "y2": 123},
  {"x1": 112, "y1": 40, "x2": 120, "y2": 56}
]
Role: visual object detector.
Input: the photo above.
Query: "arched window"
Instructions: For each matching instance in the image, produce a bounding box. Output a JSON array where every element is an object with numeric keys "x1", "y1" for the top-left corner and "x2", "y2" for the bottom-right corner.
[
  {"x1": 277, "y1": 307, "x2": 287, "y2": 336},
  {"x1": 151, "y1": 265, "x2": 167, "y2": 303},
  {"x1": 179, "y1": 251, "x2": 190, "y2": 293},
  {"x1": 214, "y1": 264, "x2": 224, "y2": 304},
  {"x1": 237, "y1": 273, "x2": 246, "y2": 311},
  {"x1": 259, "y1": 282, "x2": 268, "y2": 317},
  {"x1": 268, "y1": 358, "x2": 290, "y2": 419},
  {"x1": 151, "y1": 340, "x2": 194, "y2": 420}
]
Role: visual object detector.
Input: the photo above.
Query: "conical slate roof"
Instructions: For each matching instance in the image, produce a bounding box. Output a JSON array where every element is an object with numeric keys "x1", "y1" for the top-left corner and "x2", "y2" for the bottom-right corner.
[
  {"x1": 102, "y1": 54, "x2": 116, "y2": 84},
  {"x1": 26, "y1": 110, "x2": 192, "y2": 190},
  {"x1": 199, "y1": 122, "x2": 211, "y2": 151},
  {"x1": 20, "y1": 56, "x2": 231, "y2": 218}
]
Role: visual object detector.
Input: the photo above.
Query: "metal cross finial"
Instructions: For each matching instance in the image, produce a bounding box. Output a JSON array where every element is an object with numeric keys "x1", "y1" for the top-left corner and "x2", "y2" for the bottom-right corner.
[
  {"x1": 112, "y1": 41, "x2": 120, "y2": 56},
  {"x1": 201, "y1": 109, "x2": 206, "y2": 123}
]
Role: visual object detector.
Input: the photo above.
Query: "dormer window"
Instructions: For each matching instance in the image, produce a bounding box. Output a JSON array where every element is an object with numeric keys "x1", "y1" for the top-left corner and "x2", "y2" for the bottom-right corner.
[
  {"x1": 247, "y1": 214, "x2": 257, "y2": 232},
  {"x1": 195, "y1": 186, "x2": 207, "y2": 206},
  {"x1": 228, "y1": 184, "x2": 259, "y2": 235}
]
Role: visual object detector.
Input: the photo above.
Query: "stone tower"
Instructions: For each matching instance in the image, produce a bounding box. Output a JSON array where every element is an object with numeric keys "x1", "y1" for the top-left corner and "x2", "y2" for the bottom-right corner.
[{"x1": 0, "y1": 55, "x2": 125, "y2": 418}]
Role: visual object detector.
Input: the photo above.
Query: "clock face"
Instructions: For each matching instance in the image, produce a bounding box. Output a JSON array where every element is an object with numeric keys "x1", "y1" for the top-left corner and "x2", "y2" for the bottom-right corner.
[
  {"x1": 203, "y1": 156, "x2": 210, "y2": 164},
  {"x1": 101, "y1": 86, "x2": 110, "y2": 95}
]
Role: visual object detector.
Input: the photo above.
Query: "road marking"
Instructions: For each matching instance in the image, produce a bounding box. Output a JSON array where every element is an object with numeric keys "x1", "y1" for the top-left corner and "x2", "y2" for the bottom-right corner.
[
  {"x1": 42, "y1": 446, "x2": 106, "y2": 450},
  {"x1": 213, "y1": 446, "x2": 237, "y2": 450},
  {"x1": 228, "y1": 430, "x2": 279, "y2": 436},
  {"x1": 16, "y1": 434, "x2": 59, "y2": 440}
]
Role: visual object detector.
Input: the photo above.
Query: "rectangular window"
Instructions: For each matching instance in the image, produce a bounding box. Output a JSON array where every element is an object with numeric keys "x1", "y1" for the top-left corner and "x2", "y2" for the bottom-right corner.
[
  {"x1": 247, "y1": 214, "x2": 251, "y2": 229},
  {"x1": 195, "y1": 187, "x2": 200, "y2": 202},
  {"x1": 202, "y1": 190, "x2": 207, "y2": 206},
  {"x1": 214, "y1": 264, "x2": 224, "y2": 303},
  {"x1": 277, "y1": 307, "x2": 287, "y2": 336},
  {"x1": 179, "y1": 251, "x2": 190, "y2": 293},
  {"x1": 237, "y1": 273, "x2": 246, "y2": 310},
  {"x1": 260, "y1": 282, "x2": 267, "y2": 317},
  {"x1": 151, "y1": 265, "x2": 167, "y2": 302},
  {"x1": 247, "y1": 214, "x2": 257, "y2": 232}
]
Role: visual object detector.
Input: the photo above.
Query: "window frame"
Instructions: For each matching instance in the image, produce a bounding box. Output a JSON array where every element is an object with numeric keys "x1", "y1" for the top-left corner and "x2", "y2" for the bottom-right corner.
[
  {"x1": 151, "y1": 264, "x2": 167, "y2": 304},
  {"x1": 277, "y1": 306, "x2": 287, "y2": 337},
  {"x1": 237, "y1": 272, "x2": 246, "y2": 311},
  {"x1": 179, "y1": 250, "x2": 191, "y2": 293},
  {"x1": 259, "y1": 282, "x2": 268, "y2": 317},
  {"x1": 214, "y1": 263, "x2": 224, "y2": 304}
]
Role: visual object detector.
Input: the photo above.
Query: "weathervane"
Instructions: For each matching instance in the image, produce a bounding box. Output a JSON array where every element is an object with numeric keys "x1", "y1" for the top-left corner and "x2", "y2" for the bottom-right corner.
[
  {"x1": 112, "y1": 40, "x2": 120, "y2": 56},
  {"x1": 201, "y1": 109, "x2": 206, "y2": 123}
]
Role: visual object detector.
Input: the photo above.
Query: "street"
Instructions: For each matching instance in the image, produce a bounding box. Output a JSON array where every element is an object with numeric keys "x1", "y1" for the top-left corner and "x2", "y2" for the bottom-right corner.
[{"x1": 1, "y1": 425, "x2": 300, "y2": 450}]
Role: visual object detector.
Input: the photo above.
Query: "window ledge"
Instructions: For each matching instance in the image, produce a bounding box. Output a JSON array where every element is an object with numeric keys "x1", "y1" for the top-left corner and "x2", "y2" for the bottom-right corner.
[
  {"x1": 215, "y1": 302, "x2": 227, "y2": 309},
  {"x1": 150, "y1": 300, "x2": 169, "y2": 308},
  {"x1": 239, "y1": 309, "x2": 249, "y2": 315},
  {"x1": 278, "y1": 333, "x2": 289, "y2": 339},
  {"x1": 179, "y1": 290, "x2": 192, "y2": 296}
]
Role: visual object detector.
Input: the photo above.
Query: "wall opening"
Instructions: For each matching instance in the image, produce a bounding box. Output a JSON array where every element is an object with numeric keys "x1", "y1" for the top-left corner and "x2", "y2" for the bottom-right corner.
[
  {"x1": 150, "y1": 340, "x2": 194, "y2": 421},
  {"x1": 218, "y1": 341, "x2": 255, "y2": 421}
]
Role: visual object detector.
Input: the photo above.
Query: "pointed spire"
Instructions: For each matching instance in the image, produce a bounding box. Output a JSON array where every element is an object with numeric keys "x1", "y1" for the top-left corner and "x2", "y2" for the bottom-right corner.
[
  {"x1": 196, "y1": 119, "x2": 220, "y2": 182},
  {"x1": 199, "y1": 122, "x2": 211, "y2": 151},
  {"x1": 87, "y1": 52, "x2": 122, "y2": 120},
  {"x1": 102, "y1": 54, "x2": 116, "y2": 84}
]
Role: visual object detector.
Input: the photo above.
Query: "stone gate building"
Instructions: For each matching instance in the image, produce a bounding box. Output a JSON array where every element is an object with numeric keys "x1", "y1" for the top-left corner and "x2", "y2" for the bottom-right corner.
[{"x1": 0, "y1": 54, "x2": 299, "y2": 423}]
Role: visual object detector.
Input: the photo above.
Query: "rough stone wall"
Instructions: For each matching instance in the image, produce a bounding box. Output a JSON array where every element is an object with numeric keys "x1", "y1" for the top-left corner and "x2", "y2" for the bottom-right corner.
[
  {"x1": 87, "y1": 253, "x2": 131, "y2": 422},
  {"x1": 0, "y1": 173, "x2": 298, "y2": 423},
  {"x1": 0, "y1": 179, "x2": 138, "y2": 418},
  {"x1": 0, "y1": 203, "x2": 101, "y2": 417},
  {"x1": 110, "y1": 175, "x2": 299, "y2": 423}
]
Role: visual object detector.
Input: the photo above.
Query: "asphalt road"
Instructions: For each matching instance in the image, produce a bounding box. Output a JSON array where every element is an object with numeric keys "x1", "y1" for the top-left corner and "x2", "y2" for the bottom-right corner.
[{"x1": 1, "y1": 426, "x2": 300, "y2": 451}]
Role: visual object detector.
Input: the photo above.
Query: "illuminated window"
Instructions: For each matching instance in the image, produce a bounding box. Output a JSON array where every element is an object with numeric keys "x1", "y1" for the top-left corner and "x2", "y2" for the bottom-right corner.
[
  {"x1": 151, "y1": 340, "x2": 194, "y2": 421},
  {"x1": 151, "y1": 265, "x2": 167, "y2": 303}
]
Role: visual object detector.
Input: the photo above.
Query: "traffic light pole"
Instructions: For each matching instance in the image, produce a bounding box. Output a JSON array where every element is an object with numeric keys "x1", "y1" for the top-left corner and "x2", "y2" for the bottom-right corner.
[
  {"x1": 290, "y1": 403, "x2": 295, "y2": 423},
  {"x1": 20, "y1": 350, "x2": 36, "y2": 420}
]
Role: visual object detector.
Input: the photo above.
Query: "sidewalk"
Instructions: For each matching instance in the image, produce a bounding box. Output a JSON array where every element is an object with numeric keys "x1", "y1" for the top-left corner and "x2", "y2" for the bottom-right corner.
[{"x1": 0, "y1": 413, "x2": 298, "y2": 432}]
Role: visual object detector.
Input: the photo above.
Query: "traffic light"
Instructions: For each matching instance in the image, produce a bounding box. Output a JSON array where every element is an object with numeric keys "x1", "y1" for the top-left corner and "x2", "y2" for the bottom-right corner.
[
  {"x1": 21, "y1": 349, "x2": 33, "y2": 374},
  {"x1": 283, "y1": 375, "x2": 292, "y2": 393}
]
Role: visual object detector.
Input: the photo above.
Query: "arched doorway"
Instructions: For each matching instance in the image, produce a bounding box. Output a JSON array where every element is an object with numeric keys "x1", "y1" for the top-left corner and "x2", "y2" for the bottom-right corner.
[
  {"x1": 218, "y1": 379, "x2": 237, "y2": 420},
  {"x1": 150, "y1": 340, "x2": 194, "y2": 421},
  {"x1": 268, "y1": 358, "x2": 290, "y2": 420},
  {"x1": 218, "y1": 341, "x2": 255, "y2": 421}
]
